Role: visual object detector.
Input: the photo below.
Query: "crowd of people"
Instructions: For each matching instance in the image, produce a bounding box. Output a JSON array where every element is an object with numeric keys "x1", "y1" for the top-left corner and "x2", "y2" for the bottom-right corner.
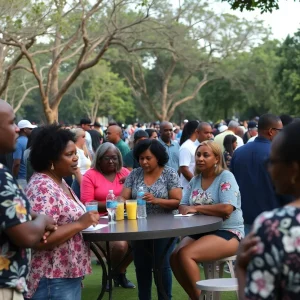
[{"x1": 1, "y1": 100, "x2": 300, "y2": 300}]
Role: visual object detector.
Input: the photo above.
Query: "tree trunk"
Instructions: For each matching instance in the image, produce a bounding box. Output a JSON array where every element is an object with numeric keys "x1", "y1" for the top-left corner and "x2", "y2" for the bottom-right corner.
[{"x1": 45, "y1": 107, "x2": 58, "y2": 124}]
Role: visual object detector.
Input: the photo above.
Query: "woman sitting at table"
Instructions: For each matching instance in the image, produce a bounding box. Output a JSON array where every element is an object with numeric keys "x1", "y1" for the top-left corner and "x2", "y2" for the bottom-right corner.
[
  {"x1": 170, "y1": 140, "x2": 244, "y2": 300},
  {"x1": 24, "y1": 125, "x2": 99, "y2": 300},
  {"x1": 71, "y1": 128, "x2": 92, "y2": 199},
  {"x1": 80, "y1": 142, "x2": 135, "y2": 289},
  {"x1": 122, "y1": 139, "x2": 182, "y2": 300}
]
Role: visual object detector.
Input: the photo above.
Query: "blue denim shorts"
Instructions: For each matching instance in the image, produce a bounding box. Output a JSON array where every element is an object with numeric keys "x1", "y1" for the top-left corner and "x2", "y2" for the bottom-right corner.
[
  {"x1": 188, "y1": 230, "x2": 240, "y2": 241},
  {"x1": 27, "y1": 277, "x2": 82, "y2": 300}
]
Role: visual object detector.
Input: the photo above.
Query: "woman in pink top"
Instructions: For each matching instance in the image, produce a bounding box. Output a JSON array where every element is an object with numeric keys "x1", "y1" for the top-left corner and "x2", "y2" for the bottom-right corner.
[
  {"x1": 24, "y1": 125, "x2": 99, "y2": 300},
  {"x1": 81, "y1": 142, "x2": 135, "y2": 289}
]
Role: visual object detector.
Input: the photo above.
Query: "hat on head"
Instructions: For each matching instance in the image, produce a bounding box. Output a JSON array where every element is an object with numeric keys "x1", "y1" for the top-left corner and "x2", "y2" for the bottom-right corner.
[
  {"x1": 183, "y1": 119, "x2": 188, "y2": 123},
  {"x1": 80, "y1": 118, "x2": 92, "y2": 125},
  {"x1": 17, "y1": 120, "x2": 37, "y2": 129},
  {"x1": 134, "y1": 130, "x2": 149, "y2": 142},
  {"x1": 248, "y1": 121, "x2": 258, "y2": 130},
  {"x1": 218, "y1": 125, "x2": 228, "y2": 133}
]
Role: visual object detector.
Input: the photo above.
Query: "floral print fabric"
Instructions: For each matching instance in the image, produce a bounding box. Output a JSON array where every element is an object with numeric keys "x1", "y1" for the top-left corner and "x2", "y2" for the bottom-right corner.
[
  {"x1": 0, "y1": 163, "x2": 31, "y2": 292},
  {"x1": 24, "y1": 173, "x2": 91, "y2": 298},
  {"x1": 245, "y1": 206, "x2": 300, "y2": 299}
]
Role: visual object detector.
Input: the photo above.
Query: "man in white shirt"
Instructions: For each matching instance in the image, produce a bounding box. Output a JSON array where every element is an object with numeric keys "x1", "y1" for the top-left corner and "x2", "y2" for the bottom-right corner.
[{"x1": 179, "y1": 122, "x2": 213, "y2": 189}]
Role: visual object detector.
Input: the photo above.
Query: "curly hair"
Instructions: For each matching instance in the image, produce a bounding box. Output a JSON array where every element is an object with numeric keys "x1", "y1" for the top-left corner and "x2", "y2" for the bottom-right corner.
[
  {"x1": 30, "y1": 124, "x2": 75, "y2": 172},
  {"x1": 133, "y1": 139, "x2": 169, "y2": 167}
]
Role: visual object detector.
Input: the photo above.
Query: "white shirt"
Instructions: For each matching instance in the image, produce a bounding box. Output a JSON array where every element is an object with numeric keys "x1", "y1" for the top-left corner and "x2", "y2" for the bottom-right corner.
[
  {"x1": 85, "y1": 131, "x2": 94, "y2": 158},
  {"x1": 179, "y1": 139, "x2": 198, "y2": 189},
  {"x1": 76, "y1": 147, "x2": 91, "y2": 175},
  {"x1": 247, "y1": 136, "x2": 257, "y2": 143}
]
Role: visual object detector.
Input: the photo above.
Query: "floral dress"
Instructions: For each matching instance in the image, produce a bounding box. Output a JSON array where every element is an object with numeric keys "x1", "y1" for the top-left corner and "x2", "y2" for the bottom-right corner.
[
  {"x1": 0, "y1": 164, "x2": 31, "y2": 293},
  {"x1": 245, "y1": 206, "x2": 300, "y2": 299},
  {"x1": 24, "y1": 173, "x2": 91, "y2": 298}
]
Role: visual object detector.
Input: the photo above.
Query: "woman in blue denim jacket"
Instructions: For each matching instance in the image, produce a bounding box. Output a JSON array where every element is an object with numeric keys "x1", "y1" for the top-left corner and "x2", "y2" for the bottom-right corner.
[{"x1": 171, "y1": 140, "x2": 244, "y2": 300}]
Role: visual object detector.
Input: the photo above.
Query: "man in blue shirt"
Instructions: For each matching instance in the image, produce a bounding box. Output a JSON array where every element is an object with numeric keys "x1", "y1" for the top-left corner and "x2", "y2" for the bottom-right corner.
[
  {"x1": 158, "y1": 121, "x2": 180, "y2": 172},
  {"x1": 12, "y1": 120, "x2": 35, "y2": 190},
  {"x1": 231, "y1": 114, "x2": 283, "y2": 235}
]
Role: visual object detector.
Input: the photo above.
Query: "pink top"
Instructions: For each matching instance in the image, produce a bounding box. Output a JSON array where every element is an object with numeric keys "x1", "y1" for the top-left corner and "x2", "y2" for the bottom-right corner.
[
  {"x1": 81, "y1": 167, "x2": 130, "y2": 206},
  {"x1": 24, "y1": 173, "x2": 91, "y2": 298}
]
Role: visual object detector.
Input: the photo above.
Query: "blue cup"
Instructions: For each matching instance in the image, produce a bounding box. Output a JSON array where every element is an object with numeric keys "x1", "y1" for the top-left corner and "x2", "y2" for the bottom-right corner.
[{"x1": 85, "y1": 202, "x2": 98, "y2": 212}]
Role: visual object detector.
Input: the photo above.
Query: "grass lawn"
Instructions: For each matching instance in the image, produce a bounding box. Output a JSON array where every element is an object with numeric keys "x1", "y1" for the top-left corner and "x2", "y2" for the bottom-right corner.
[{"x1": 82, "y1": 260, "x2": 237, "y2": 300}]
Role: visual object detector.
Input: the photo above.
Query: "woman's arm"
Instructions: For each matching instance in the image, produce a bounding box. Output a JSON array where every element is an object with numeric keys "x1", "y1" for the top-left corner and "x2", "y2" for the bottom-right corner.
[
  {"x1": 143, "y1": 187, "x2": 182, "y2": 210},
  {"x1": 179, "y1": 203, "x2": 234, "y2": 218},
  {"x1": 121, "y1": 187, "x2": 132, "y2": 200},
  {"x1": 33, "y1": 211, "x2": 99, "y2": 250}
]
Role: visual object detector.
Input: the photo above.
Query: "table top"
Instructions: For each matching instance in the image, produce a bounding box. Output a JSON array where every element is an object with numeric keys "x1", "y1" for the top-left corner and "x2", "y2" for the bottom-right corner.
[{"x1": 83, "y1": 214, "x2": 223, "y2": 241}]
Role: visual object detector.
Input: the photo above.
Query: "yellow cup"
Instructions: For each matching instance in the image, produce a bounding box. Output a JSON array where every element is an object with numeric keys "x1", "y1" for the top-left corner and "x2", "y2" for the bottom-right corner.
[
  {"x1": 116, "y1": 202, "x2": 124, "y2": 221},
  {"x1": 126, "y1": 200, "x2": 137, "y2": 220}
]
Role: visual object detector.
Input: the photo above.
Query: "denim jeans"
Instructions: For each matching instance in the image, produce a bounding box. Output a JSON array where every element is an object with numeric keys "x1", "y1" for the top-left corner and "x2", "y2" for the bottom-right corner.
[
  {"x1": 28, "y1": 277, "x2": 82, "y2": 300},
  {"x1": 71, "y1": 179, "x2": 81, "y2": 199},
  {"x1": 132, "y1": 238, "x2": 177, "y2": 300}
]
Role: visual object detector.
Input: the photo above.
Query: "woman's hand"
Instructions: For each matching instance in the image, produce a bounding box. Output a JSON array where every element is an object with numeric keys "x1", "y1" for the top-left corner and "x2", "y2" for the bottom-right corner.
[
  {"x1": 179, "y1": 205, "x2": 198, "y2": 215},
  {"x1": 236, "y1": 232, "x2": 260, "y2": 271},
  {"x1": 143, "y1": 192, "x2": 158, "y2": 204},
  {"x1": 77, "y1": 211, "x2": 100, "y2": 230}
]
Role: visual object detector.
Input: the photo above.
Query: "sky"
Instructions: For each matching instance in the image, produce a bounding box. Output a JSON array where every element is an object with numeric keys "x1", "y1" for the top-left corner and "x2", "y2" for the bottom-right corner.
[
  {"x1": 171, "y1": 0, "x2": 300, "y2": 41},
  {"x1": 216, "y1": 0, "x2": 300, "y2": 41}
]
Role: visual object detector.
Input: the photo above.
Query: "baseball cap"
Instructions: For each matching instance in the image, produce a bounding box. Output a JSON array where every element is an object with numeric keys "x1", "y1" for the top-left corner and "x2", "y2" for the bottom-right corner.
[
  {"x1": 183, "y1": 119, "x2": 189, "y2": 123},
  {"x1": 80, "y1": 118, "x2": 92, "y2": 125},
  {"x1": 17, "y1": 120, "x2": 37, "y2": 129},
  {"x1": 134, "y1": 130, "x2": 149, "y2": 142},
  {"x1": 248, "y1": 121, "x2": 258, "y2": 129}
]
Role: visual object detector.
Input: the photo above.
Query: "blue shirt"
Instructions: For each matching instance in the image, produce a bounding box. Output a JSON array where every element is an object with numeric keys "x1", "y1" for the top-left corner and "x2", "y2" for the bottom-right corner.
[
  {"x1": 158, "y1": 138, "x2": 180, "y2": 171},
  {"x1": 13, "y1": 136, "x2": 28, "y2": 180},
  {"x1": 231, "y1": 136, "x2": 281, "y2": 225},
  {"x1": 180, "y1": 170, "x2": 244, "y2": 238}
]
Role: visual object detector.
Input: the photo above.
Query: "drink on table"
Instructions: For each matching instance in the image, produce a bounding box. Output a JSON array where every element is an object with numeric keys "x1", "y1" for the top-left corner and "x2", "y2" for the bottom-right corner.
[
  {"x1": 126, "y1": 200, "x2": 137, "y2": 220},
  {"x1": 85, "y1": 201, "x2": 98, "y2": 212},
  {"x1": 137, "y1": 186, "x2": 147, "y2": 219},
  {"x1": 106, "y1": 190, "x2": 118, "y2": 224},
  {"x1": 116, "y1": 196, "x2": 124, "y2": 221}
]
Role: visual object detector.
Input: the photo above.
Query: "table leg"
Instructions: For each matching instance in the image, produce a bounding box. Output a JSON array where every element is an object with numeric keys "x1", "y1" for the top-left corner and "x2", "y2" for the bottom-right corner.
[
  {"x1": 90, "y1": 242, "x2": 133, "y2": 300},
  {"x1": 152, "y1": 237, "x2": 176, "y2": 300},
  {"x1": 90, "y1": 242, "x2": 108, "y2": 300}
]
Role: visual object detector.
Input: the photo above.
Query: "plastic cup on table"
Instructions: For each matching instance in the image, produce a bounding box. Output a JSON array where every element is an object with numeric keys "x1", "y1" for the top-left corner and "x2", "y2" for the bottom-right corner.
[
  {"x1": 126, "y1": 200, "x2": 137, "y2": 220},
  {"x1": 116, "y1": 196, "x2": 125, "y2": 221},
  {"x1": 85, "y1": 201, "x2": 98, "y2": 212}
]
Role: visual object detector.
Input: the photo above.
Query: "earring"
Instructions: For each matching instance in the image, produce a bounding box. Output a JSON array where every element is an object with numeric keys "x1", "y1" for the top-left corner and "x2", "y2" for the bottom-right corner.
[
  {"x1": 51, "y1": 163, "x2": 54, "y2": 170},
  {"x1": 214, "y1": 164, "x2": 217, "y2": 168}
]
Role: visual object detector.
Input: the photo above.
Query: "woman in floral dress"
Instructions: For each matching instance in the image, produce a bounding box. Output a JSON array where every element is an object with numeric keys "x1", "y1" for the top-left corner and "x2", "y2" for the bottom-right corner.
[
  {"x1": 236, "y1": 121, "x2": 300, "y2": 300},
  {"x1": 24, "y1": 125, "x2": 99, "y2": 300}
]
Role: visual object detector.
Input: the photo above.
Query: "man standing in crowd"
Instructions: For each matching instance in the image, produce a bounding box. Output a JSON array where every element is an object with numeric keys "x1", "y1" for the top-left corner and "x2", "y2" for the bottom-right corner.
[
  {"x1": 0, "y1": 100, "x2": 56, "y2": 300},
  {"x1": 195, "y1": 122, "x2": 214, "y2": 145},
  {"x1": 159, "y1": 121, "x2": 180, "y2": 172},
  {"x1": 243, "y1": 121, "x2": 258, "y2": 143},
  {"x1": 231, "y1": 114, "x2": 283, "y2": 235},
  {"x1": 214, "y1": 120, "x2": 244, "y2": 152},
  {"x1": 79, "y1": 118, "x2": 94, "y2": 158},
  {"x1": 106, "y1": 124, "x2": 130, "y2": 159},
  {"x1": 12, "y1": 120, "x2": 36, "y2": 190}
]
